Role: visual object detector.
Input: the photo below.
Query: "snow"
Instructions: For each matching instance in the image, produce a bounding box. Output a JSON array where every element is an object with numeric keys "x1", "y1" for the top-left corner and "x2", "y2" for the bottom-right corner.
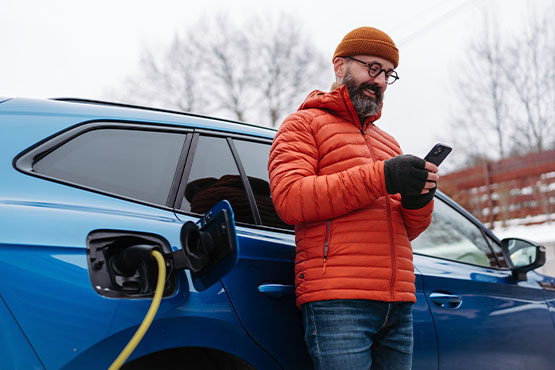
[{"x1": 493, "y1": 217, "x2": 554, "y2": 245}]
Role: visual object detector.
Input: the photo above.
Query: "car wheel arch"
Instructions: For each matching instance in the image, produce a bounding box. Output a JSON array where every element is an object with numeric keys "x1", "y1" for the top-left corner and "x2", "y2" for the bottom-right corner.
[{"x1": 122, "y1": 347, "x2": 255, "y2": 370}]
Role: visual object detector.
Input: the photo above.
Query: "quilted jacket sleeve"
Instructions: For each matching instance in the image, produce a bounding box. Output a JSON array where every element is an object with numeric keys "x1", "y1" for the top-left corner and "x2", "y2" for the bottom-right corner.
[
  {"x1": 268, "y1": 114, "x2": 388, "y2": 225},
  {"x1": 401, "y1": 200, "x2": 434, "y2": 241}
]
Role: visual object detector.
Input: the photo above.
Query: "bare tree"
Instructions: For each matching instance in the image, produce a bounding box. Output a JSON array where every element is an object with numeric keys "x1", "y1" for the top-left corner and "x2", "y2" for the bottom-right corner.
[
  {"x1": 197, "y1": 15, "x2": 255, "y2": 122},
  {"x1": 447, "y1": 10, "x2": 511, "y2": 164},
  {"x1": 112, "y1": 12, "x2": 328, "y2": 127},
  {"x1": 443, "y1": 5, "x2": 555, "y2": 225},
  {"x1": 503, "y1": 10, "x2": 555, "y2": 154},
  {"x1": 251, "y1": 15, "x2": 328, "y2": 127},
  {"x1": 114, "y1": 31, "x2": 208, "y2": 114},
  {"x1": 446, "y1": 4, "x2": 555, "y2": 167}
]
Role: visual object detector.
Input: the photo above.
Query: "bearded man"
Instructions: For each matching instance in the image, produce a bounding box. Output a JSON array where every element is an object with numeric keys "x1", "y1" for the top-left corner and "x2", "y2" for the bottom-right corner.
[{"x1": 268, "y1": 27, "x2": 440, "y2": 370}]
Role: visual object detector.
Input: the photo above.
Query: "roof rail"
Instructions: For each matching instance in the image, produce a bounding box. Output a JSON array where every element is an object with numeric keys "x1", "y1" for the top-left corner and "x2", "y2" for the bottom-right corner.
[{"x1": 51, "y1": 98, "x2": 276, "y2": 132}]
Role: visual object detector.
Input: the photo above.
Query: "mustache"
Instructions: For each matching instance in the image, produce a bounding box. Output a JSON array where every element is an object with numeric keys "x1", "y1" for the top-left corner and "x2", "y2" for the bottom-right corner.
[{"x1": 358, "y1": 83, "x2": 382, "y2": 102}]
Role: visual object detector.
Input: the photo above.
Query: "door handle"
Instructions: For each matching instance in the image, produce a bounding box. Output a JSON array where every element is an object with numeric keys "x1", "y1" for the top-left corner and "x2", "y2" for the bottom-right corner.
[
  {"x1": 429, "y1": 292, "x2": 462, "y2": 309},
  {"x1": 257, "y1": 284, "x2": 295, "y2": 299}
]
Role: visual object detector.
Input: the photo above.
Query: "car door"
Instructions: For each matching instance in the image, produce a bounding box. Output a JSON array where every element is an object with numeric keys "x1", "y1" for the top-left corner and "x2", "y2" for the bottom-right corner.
[
  {"x1": 174, "y1": 132, "x2": 313, "y2": 370},
  {"x1": 412, "y1": 269, "x2": 440, "y2": 370},
  {"x1": 412, "y1": 196, "x2": 555, "y2": 370}
]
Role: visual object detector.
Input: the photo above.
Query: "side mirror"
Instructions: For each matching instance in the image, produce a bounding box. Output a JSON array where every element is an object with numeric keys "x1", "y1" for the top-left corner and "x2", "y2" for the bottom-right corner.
[
  {"x1": 501, "y1": 238, "x2": 546, "y2": 281},
  {"x1": 173, "y1": 200, "x2": 239, "y2": 291}
]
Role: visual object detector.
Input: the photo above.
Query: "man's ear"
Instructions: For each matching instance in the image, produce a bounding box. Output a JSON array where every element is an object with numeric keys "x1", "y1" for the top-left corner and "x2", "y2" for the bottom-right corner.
[{"x1": 333, "y1": 57, "x2": 347, "y2": 81}]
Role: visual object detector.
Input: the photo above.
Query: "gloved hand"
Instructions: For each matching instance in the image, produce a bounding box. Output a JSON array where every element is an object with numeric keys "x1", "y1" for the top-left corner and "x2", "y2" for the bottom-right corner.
[
  {"x1": 384, "y1": 155, "x2": 429, "y2": 196},
  {"x1": 401, "y1": 187, "x2": 436, "y2": 209}
]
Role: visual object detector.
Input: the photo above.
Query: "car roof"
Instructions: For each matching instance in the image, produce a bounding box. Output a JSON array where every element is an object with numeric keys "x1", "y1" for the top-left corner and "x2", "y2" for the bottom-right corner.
[{"x1": 0, "y1": 97, "x2": 278, "y2": 140}]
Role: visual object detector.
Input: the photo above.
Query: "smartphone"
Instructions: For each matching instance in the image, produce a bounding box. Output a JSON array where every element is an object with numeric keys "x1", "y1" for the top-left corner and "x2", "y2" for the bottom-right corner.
[{"x1": 424, "y1": 143, "x2": 452, "y2": 166}]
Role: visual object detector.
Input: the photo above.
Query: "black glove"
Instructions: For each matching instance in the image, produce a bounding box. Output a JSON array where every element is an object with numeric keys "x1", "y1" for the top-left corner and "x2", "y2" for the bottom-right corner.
[
  {"x1": 401, "y1": 187, "x2": 436, "y2": 209},
  {"x1": 384, "y1": 155, "x2": 428, "y2": 196}
]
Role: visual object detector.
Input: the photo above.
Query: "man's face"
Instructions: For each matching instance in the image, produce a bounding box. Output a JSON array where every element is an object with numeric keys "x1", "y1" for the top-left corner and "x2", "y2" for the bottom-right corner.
[{"x1": 342, "y1": 55, "x2": 393, "y2": 118}]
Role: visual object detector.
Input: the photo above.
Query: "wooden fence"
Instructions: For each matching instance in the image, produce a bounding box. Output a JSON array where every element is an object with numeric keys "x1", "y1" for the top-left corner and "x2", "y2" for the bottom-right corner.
[{"x1": 439, "y1": 149, "x2": 555, "y2": 229}]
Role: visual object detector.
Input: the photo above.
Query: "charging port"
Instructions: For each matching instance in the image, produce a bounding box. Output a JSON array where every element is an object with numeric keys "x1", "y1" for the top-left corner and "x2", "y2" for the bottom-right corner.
[
  {"x1": 87, "y1": 200, "x2": 239, "y2": 298},
  {"x1": 87, "y1": 231, "x2": 176, "y2": 299}
]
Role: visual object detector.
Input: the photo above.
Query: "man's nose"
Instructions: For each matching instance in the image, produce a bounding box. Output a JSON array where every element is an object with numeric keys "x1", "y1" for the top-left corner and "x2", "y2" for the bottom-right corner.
[{"x1": 373, "y1": 71, "x2": 387, "y2": 87}]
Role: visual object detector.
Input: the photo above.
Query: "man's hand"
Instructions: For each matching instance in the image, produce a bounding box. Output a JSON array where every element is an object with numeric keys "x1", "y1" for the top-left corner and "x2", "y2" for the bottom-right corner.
[
  {"x1": 401, "y1": 187, "x2": 436, "y2": 209},
  {"x1": 384, "y1": 154, "x2": 439, "y2": 196}
]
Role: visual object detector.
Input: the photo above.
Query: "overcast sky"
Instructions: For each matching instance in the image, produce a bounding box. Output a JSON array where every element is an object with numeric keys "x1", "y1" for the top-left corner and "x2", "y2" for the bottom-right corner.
[{"x1": 2, "y1": 0, "x2": 554, "y2": 169}]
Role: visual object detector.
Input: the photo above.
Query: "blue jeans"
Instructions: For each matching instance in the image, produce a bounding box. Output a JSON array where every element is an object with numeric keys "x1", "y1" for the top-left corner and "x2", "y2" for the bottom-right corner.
[{"x1": 302, "y1": 300, "x2": 413, "y2": 370}]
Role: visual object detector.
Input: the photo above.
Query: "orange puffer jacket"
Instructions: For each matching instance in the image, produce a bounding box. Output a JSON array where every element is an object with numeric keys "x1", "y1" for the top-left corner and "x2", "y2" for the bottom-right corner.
[{"x1": 268, "y1": 85, "x2": 433, "y2": 307}]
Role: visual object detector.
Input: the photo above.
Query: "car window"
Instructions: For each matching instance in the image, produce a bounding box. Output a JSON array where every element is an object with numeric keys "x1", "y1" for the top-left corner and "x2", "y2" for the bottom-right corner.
[
  {"x1": 412, "y1": 199, "x2": 499, "y2": 268},
  {"x1": 233, "y1": 139, "x2": 293, "y2": 230},
  {"x1": 484, "y1": 232, "x2": 509, "y2": 268},
  {"x1": 33, "y1": 128, "x2": 185, "y2": 205},
  {"x1": 181, "y1": 135, "x2": 255, "y2": 224}
]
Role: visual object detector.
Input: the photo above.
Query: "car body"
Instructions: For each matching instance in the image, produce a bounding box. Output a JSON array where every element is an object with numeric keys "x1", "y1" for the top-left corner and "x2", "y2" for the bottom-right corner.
[{"x1": 1, "y1": 97, "x2": 555, "y2": 370}]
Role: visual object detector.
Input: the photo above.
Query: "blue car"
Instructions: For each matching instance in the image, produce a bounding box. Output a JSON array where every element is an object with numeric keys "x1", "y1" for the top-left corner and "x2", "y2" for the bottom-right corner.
[{"x1": 1, "y1": 97, "x2": 554, "y2": 370}]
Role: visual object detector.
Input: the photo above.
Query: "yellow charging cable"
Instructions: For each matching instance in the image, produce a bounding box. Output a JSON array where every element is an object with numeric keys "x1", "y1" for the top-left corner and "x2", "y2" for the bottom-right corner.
[{"x1": 108, "y1": 250, "x2": 166, "y2": 370}]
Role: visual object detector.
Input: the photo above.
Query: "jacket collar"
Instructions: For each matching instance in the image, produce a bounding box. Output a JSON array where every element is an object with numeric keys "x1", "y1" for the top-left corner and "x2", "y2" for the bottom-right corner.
[{"x1": 298, "y1": 83, "x2": 382, "y2": 130}]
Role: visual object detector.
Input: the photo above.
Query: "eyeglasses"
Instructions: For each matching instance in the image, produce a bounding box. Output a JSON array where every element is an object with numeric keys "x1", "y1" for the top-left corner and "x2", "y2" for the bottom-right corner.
[{"x1": 347, "y1": 56, "x2": 399, "y2": 85}]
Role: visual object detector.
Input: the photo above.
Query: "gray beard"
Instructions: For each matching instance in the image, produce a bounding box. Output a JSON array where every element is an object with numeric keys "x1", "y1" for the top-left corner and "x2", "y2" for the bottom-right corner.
[{"x1": 343, "y1": 73, "x2": 382, "y2": 118}]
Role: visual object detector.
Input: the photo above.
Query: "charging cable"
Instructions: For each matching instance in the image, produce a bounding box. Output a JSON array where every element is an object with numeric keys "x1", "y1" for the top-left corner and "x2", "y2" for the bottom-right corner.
[{"x1": 108, "y1": 249, "x2": 166, "y2": 370}]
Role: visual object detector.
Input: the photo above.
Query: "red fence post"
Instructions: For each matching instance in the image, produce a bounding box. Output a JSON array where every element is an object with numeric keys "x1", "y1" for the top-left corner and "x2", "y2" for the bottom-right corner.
[{"x1": 482, "y1": 161, "x2": 495, "y2": 228}]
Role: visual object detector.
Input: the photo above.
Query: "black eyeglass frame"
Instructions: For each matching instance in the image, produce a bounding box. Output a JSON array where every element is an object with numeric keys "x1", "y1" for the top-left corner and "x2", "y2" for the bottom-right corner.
[{"x1": 347, "y1": 56, "x2": 399, "y2": 85}]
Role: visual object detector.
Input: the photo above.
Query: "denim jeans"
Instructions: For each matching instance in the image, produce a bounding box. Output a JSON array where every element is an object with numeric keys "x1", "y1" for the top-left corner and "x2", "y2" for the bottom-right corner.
[{"x1": 302, "y1": 299, "x2": 413, "y2": 370}]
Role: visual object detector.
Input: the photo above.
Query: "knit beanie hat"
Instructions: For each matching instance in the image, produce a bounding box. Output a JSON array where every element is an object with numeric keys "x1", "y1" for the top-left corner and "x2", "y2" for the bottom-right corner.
[{"x1": 333, "y1": 27, "x2": 399, "y2": 68}]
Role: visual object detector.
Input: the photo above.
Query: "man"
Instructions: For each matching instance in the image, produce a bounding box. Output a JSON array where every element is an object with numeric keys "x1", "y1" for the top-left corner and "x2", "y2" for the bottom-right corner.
[{"x1": 268, "y1": 27, "x2": 439, "y2": 370}]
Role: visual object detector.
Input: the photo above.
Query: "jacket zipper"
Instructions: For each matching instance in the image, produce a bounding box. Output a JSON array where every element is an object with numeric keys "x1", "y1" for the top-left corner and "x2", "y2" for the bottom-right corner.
[
  {"x1": 361, "y1": 127, "x2": 397, "y2": 300},
  {"x1": 386, "y1": 196, "x2": 396, "y2": 300},
  {"x1": 342, "y1": 88, "x2": 398, "y2": 298},
  {"x1": 322, "y1": 220, "x2": 331, "y2": 274}
]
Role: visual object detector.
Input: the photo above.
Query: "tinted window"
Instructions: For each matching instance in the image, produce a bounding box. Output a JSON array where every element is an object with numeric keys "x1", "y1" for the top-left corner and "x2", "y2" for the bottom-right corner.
[
  {"x1": 34, "y1": 128, "x2": 185, "y2": 205},
  {"x1": 412, "y1": 200, "x2": 499, "y2": 267},
  {"x1": 181, "y1": 135, "x2": 254, "y2": 223},
  {"x1": 233, "y1": 139, "x2": 293, "y2": 230}
]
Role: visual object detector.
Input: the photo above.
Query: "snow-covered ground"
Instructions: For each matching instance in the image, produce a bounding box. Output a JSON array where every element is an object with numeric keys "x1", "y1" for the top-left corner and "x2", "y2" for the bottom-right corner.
[
  {"x1": 492, "y1": 216, "x2": 555, "y2": 277},
  {"x1": 493, "y1": 219, "x2": 554, "y2": 245}
]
